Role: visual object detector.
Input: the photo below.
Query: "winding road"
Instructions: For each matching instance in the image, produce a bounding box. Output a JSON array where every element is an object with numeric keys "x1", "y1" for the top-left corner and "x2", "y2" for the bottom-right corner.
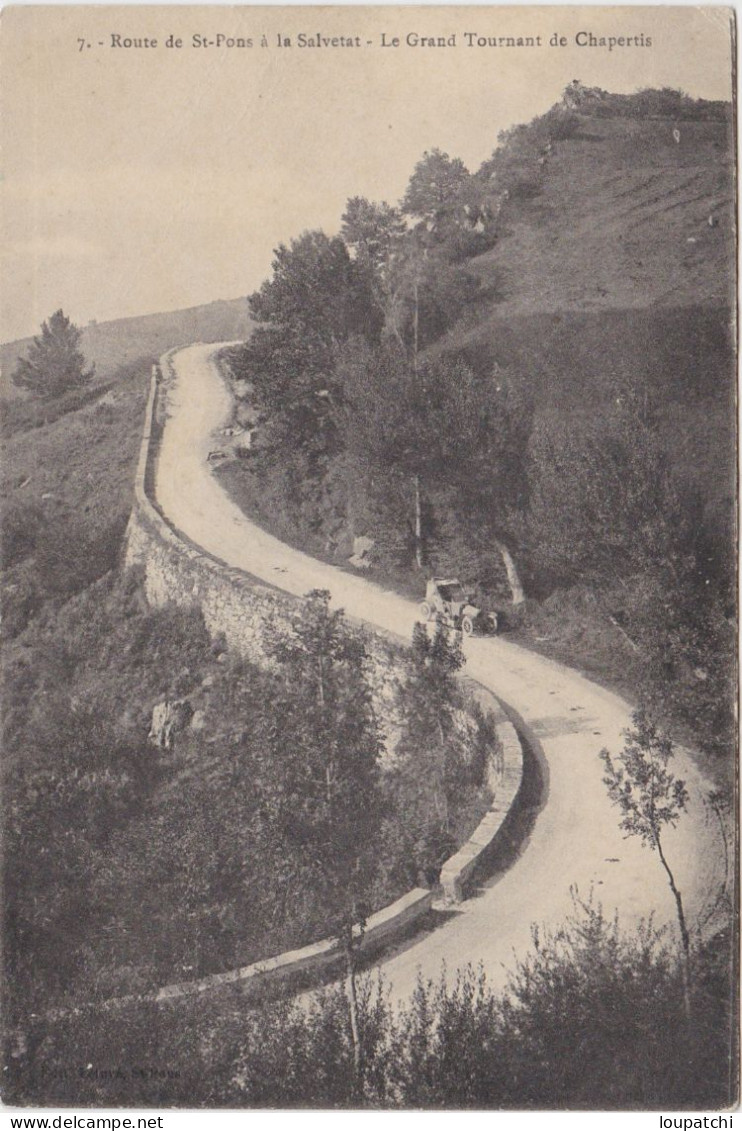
[{"x1": 155, "y1": 342, "x2": 724, "y2": 1001}]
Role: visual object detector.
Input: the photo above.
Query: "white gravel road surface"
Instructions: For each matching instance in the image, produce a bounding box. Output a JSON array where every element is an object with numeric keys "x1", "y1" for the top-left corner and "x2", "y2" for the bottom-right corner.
[{"x1": 155, "y1": 343, "x2": 725, "y2": 1002}]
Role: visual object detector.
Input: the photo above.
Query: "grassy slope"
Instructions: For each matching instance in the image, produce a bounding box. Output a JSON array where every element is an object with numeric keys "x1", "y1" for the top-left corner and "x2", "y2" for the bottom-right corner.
[
  {"x1": 1, "y1": 296, "x2": 259, "y2": 656},
  {"x1": 2, "y1": 307, "x2": 491, "y2": 1004},
  {"x1": 1, "y1": 298, "x2": 253, "y2": 529},
  {"x1": 1, "y1": 366, "x2": 147, "y2": 520},
  {"x1": 469, "y1": 116, "x2": 734, "y2": 317},
  {"x1": 448, "y1": 113, "x2": 735, "y2": 455}
]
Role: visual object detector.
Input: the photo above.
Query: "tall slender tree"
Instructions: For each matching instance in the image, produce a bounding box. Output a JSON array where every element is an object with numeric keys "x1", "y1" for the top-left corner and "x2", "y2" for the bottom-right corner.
[{"x1": 600, "y1": 707, "x2": 691, "y2": 1015}]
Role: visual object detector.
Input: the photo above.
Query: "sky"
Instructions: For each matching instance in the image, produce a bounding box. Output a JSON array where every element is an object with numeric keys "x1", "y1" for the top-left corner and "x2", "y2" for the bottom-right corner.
[{"x1": 1, "y1": 4, "x2": 734, "y2": 343}]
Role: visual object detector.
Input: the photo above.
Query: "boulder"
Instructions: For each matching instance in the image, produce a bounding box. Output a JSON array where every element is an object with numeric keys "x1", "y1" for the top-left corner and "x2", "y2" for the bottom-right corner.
[{"x1": 190, "y1": 709, "x2": 206, "y2": 732}]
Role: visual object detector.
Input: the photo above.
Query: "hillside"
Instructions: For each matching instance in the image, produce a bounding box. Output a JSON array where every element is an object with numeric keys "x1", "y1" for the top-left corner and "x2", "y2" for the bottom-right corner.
[
  {"x1": 216, "y1": 87, "x2": 735, "y2": 779},
  {"x1": 441, "y1": 101, "x2": 736, "y2": 542},
  {"x1": 0, "y1": 297, "x2": 251, "y2": 398},
  {"x1": 2, "y1": 88, "x2": 735, "y2": 747},
  {"x1": 440, "y1": 105, "x2": 735, "y2": 408},
  {"x1": 469, "y1": 115, "x2": 734, "y2": 318},
  {"x1": 2, "y1": 85, "x2": 736, "y2": 1106}
]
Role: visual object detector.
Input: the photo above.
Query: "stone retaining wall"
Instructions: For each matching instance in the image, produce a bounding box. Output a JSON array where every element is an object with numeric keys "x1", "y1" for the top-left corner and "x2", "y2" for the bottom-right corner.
[
  {"x1": 125, "y1": 356, "x2": 298, "y2": 666},
  {"x1": 49, "y1": 888, "x2": 436, "y2": 1019},
  {"x1": 439, "y1": 704, "x2": 523, "y2": 903},
  {"x1": 153, "y1": 888, "x2": 435, "y2": 1004}
]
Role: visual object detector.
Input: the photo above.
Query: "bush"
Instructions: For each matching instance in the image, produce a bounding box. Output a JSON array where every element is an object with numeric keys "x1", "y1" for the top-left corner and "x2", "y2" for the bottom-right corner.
[
  {"x1": 34, "y1": 511, "x2": 129, "y2": 598},
  {"x1": 0, "y1": 562, "x2": 41, "y2": 641},
  {"x1": 1, "y1": 498, "x2": 45, "y2": 568},
  {"x1": 9, "y1": 898, "x2": 734, "y2": 1108}
]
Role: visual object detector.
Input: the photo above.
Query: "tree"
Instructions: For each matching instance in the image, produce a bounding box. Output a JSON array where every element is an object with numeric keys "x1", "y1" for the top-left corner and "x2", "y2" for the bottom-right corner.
[
  {"x1": 401, "y1": 149, "x2": 471, "y2": 234},
  {"x1": 336, "y1": 338, "x2": 531, "y2": 574},
  {"x1": 233, "y1": 230, "x2": 381, "y2": 462},
  {"x1": 10, "y1": 899, "x2": 733, "y2": 1107},
  {"x1": 600, "y1": 707, "x2": 691, "y2": 1014},
  {"x1": 397, "y1": 623, "x2": 465, "y2": 848},
  {"x1": 379, "y1": 237, "x2": 481, "y2": 356},
  {"x1": 13, "y1": 310, "x2": 94, "y2": 399},
  {"x1": 260, "y1": 590, "x2": 384, "y2": 1092},
  {"x1": 635, "y1": 565, "x2": 737, "y2": 769},
  {"x1": 525, "y1": 400, "x2": 675, "y2": 591},
  {"x1": 341, "y1": 196, "x2": 406, "y2": 277},
  {"x1": 248, "y1": 229, "x2": 379, "y2": 346},
  {"x1": 232, "y1": 323, "x2": 341, "y2": 458},
  {"x1": 382, "y1": 622, "x2": 492, "y2": 884},
  {"x1": 524, "y1": 386, "x2": 735, "y2": 763},
  {"x1": 340, "y1": 197, "x2": 411, "y2": 344},
  {"x1": 340, "y1": 196, "x2": 474, "y2": 354}
]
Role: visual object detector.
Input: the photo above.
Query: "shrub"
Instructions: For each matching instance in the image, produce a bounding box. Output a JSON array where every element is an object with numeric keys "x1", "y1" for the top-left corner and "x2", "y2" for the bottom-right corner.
[
  {"x1": 0, "y1": 563, "x2": 41, "y2": 641},
  {"x1": 34, "y1": 511, "x2": 129, "y2": 598},
  {"x1": 1, "y1": 498, "x2": 45, "y2": 568},
  {"x1": 10, "y1": 898, "x2": 733, "y2": 1108}
]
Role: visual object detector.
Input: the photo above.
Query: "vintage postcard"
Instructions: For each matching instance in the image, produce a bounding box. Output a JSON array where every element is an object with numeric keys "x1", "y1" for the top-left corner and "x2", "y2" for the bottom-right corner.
[{"x1": 1, "y1": 4, "x2": 737, "y2": 1114}]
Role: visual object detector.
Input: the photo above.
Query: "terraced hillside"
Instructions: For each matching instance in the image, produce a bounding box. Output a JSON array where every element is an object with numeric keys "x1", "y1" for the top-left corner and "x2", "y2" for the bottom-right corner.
[{"x1": 470, "y1": 115, "x2": 734, "y2": 318}]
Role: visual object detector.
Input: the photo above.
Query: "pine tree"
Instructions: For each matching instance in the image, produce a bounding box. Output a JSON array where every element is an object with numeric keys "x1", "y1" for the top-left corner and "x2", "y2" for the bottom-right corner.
[{"x1": 13, "y1": 310, "x2": 94, "y2": 399}]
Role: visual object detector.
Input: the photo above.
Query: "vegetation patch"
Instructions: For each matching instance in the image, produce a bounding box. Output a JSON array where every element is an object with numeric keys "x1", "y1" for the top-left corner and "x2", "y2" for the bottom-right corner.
[
  {"x1": 3, "y1": 308, "x2": 498, "y2": 1064},
  {"x1": 4, "y1": 577, "x2": 497, "y2": 1019},
  {"x1": 8, "y1": 897, "x2": 735, "y2": 1109}
]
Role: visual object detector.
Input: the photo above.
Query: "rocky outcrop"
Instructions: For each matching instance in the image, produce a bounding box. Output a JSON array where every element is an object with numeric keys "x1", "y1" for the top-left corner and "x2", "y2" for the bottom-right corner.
[
  {"x1": 148, "y1": 699, "x2": 194, "y2": 749},
  {"x1": 348, "y1": 534, "x2": 375, "y2": 570}
]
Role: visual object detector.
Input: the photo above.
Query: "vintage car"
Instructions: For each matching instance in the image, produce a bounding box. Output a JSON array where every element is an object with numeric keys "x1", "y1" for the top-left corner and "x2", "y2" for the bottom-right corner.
[{"x1": 419, "y1": 577, "x2": 498, "y2": 635}]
